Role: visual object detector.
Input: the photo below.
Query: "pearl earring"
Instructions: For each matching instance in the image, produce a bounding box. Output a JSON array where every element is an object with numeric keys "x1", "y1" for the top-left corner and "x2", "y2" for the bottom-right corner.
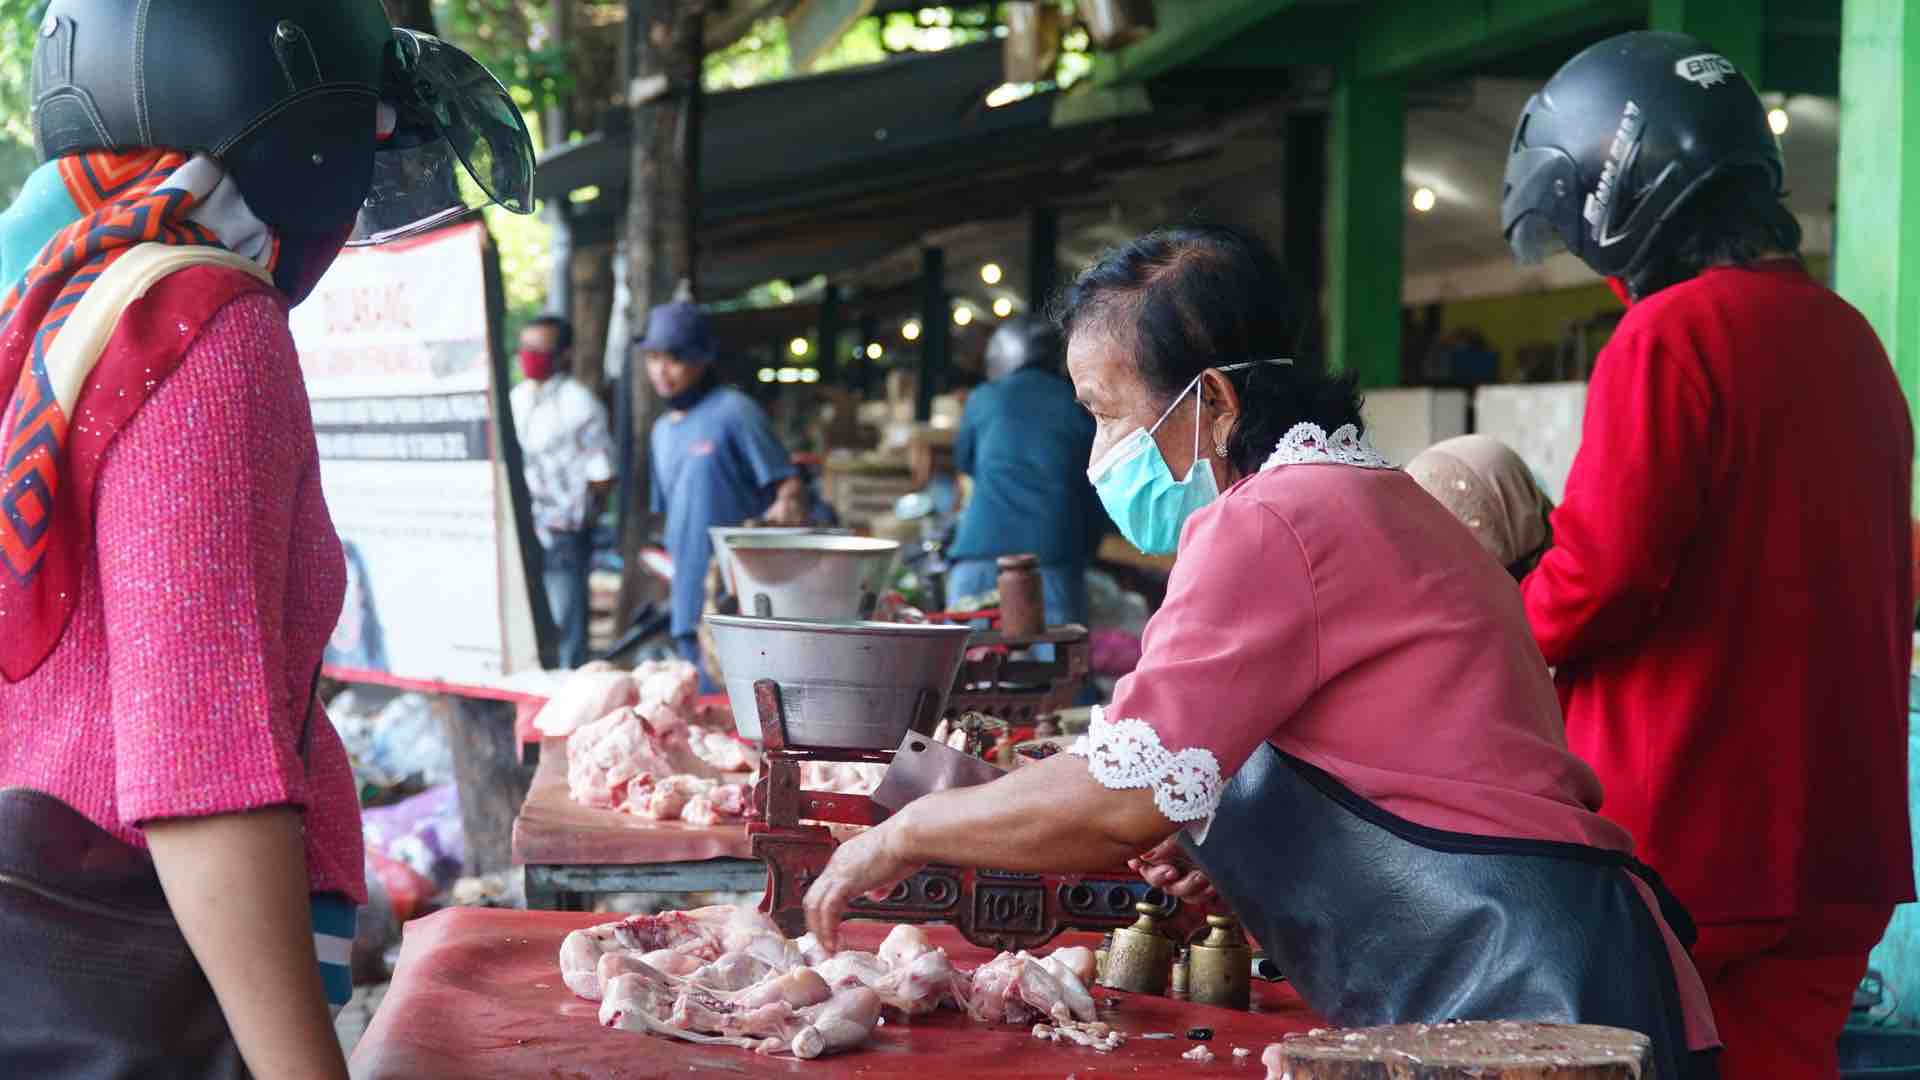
[{"x1": 1215, "y1": 442, "x2": 1228, "y2": 459}]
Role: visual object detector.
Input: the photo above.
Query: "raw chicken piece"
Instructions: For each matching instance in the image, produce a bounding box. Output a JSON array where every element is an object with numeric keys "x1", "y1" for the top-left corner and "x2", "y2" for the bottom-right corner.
[
  {"x1": 680, "y1": 781, "x2": 751, "y2": 827},
  {"x1": 958, "y1": 950, "x2": 1095, "y2": 1025},
  {"x1": 877, "y1": 924, "x2": 936, "y2": 969},
  {"x1": 562, "y1": 906, "x2": 789, "y2": 999},
  {"x1": 1031, "y1": 951, "x2": 1097, "y2": 1023},
  {"x1": 799, "y1": 761, "x2": 886, "y2": 796},
  {"x1": 871, "y1": 944, "x2": 958, "y2": 1016},
  {"x1": 567, "y1": 700, "x2": 735, "y2": 819},
  {"x1": 532, "y1": 664, "x2": 638, "y2": 737},
  {"x1": 687, "y1": 951, "x2": 776, "y2": 992},
  {"x1": 795, "y1": 933, "x2": 830, "y2": 967},
  {"x1": 1049, "y1": 946, "x2": 1097, "y2": 986},
  {"x1": 634, "y1": 658, "x2": 700, "y2": 714},
  {"x1": 640, "y1": 774, "x2": 708, "y2": 820},
  {"x1": 812, "y1": 950, "x2": 891, "y2": 991},
  {"x1": 1182, "y1": 1045, "x2": 1216, "y2": 1063},
  {"x1": 790, "y1": 986, "x2": 883, "y2": 1059},
  {"x1": 601, "y1": 959, "x2": 879, "y2": 1059},
  {"x1": 692, "y1": 731, "x2": 760, "y2": 773},
  {"x1": 1262, "y1": 1043, "x2": 1285, "y2": 1080},
  {"x1": 813, "y1": 937, "x2": 956, "y2": 1015}
]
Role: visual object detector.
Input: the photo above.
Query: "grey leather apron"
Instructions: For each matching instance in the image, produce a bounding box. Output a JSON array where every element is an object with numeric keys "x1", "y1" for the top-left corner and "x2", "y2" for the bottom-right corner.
[{"x1": 1184, "y1": 743, "x2": 1715, "y2": 1080}]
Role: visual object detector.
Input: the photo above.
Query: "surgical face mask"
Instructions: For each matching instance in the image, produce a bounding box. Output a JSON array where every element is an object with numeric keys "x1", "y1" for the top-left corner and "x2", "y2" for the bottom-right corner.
[{"x1": 1086, "y1": 359, "x2": 1293, "y2": 555}]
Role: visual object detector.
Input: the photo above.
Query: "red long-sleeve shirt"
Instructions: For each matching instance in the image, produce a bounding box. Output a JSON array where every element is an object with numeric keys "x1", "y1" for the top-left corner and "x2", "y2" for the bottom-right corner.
[{"x1": 1523, "y1": 260, "x2": 1914, "y2": 924}]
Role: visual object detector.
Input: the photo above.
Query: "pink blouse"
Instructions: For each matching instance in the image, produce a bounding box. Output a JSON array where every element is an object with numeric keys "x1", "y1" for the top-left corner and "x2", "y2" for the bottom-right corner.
[
  {"x1": 0, "y1": 291, "x2": 365, "y2": 903},
  {"x1": 1085, "y1": 449, "x2": 1713, "y2": 1049}
]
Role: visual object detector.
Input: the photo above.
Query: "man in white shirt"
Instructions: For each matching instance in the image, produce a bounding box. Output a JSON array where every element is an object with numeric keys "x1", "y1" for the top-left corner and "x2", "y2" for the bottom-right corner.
[{"x1": 510, "y1": 315, "x2": 613, "y2": 668}]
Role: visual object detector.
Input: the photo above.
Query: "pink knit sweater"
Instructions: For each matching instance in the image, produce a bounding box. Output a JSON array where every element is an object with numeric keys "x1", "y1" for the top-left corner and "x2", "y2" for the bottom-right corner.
[{"x1": 0, "y1": 290, "x2": 365, "y2": 903}]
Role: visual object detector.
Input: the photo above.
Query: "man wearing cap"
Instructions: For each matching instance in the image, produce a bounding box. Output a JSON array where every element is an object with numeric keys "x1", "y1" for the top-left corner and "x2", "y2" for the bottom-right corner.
[{"x1": 638, "y1": 301, "x2": 794, "y2": 685}]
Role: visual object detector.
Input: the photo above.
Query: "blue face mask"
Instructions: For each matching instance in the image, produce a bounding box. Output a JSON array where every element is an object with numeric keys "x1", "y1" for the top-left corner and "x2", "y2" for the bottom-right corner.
[{"x1": 1086, "y1": 359, "x2": 1293, "y2": 556}]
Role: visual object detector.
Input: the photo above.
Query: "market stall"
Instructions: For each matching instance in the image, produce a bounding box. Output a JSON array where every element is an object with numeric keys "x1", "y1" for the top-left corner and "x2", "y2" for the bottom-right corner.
[
  {"x1": 514, "y1": 736, "x2": 764, "y2": 909},
  {"x1": 350, "y1": 909, "x2": 1318, "y2": 1079}
]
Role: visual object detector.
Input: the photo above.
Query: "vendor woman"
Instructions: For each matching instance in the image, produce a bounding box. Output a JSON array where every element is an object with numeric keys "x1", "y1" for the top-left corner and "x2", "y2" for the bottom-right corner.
[{"x1": 804, "y1": 225, "x2": 1719, "y2": 1078}]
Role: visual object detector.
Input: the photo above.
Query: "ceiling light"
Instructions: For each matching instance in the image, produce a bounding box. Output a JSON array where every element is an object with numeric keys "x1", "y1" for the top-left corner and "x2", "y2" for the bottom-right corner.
[
  {"x1": 1411, "y1": 187, "x2": 1437, "y2": 213},
  {"x1": 777, "y1": 368, "x2": 800, "y2": 383},
  {"x1": 953, "y1": 306, "x2": 973, "y2": 326},
  {"x1": 757, "y1": 368, "x2": 776, "y2": 383},
  {"x1": 1769, "y1": 107, "x2": 1789, "y2": 135},
  {"x1": 799, "y1": 368, "x2": 821, "y2": 383},
  {"x1": 902, "y1": 319, "x2": 922, "y2": 341},
  {"x1": 866, "y1": 342, "x2": 884, "y2": 360},
  {"x1": 992, "y1": 297, "x2": 1014, "y2": 318},
  {"x1": 981, "y1": 262, "x2": 1003, "y2": 285},
  {"x1": 788, "y1": 337, "x2": 809, "y2": 357}
]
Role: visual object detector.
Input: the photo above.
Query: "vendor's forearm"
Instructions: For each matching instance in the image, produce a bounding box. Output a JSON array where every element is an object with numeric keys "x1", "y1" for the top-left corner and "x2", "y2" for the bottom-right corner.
[
  {"x1": 147, "y1": 807, "x2": 348, "y2": 1080},
  {"x1": 889, "y1": 754, "x2": 1172, "y2": 873}
]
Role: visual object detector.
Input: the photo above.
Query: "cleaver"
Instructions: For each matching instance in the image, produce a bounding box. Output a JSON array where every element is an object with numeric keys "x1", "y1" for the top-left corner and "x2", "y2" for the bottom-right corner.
[{"x1": 870, "y1": 731, "x2": 1006, "y2": 816}]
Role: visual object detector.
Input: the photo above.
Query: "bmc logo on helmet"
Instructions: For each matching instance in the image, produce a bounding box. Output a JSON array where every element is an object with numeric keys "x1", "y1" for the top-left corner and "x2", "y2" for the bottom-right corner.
[{"x1": 1675, "y1": 54, "x2": 1738, "y2": 88}]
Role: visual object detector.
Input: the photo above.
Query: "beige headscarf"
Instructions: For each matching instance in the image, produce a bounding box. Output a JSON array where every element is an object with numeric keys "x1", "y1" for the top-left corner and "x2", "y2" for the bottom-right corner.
[{"x1": 1406, "y1": 435, "x2": 1553, "y2": 570}]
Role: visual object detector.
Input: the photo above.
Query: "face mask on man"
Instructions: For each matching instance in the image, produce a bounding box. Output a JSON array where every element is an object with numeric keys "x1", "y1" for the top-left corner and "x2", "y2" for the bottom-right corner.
[
  {"x1": 1086, "y1": 359, "x2": 1293, "y2": 556},
  {"x1": 519, "y1": 348, "x2": 556, "y2": 381}
]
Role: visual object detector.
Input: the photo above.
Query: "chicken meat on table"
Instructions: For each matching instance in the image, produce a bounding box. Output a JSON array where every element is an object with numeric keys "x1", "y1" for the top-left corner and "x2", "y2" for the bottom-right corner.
[{"x1": 557, "y1": 905, "x2": 1102, "y2": 1060}]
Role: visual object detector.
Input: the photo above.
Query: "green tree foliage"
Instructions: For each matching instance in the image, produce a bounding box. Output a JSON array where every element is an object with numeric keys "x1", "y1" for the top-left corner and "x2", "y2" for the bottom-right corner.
[{"x1": 0, "y1": 0, "x2": 48, "y2": 202}]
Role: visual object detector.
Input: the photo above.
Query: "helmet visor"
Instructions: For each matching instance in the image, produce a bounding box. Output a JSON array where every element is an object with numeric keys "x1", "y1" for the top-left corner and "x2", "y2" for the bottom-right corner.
[
  {"x1": 350, "y1": 29, "x2": 534, "y2": 246},
  {"x1": 1507, "y1": 212, "x2": 1567, "y2": 266}
]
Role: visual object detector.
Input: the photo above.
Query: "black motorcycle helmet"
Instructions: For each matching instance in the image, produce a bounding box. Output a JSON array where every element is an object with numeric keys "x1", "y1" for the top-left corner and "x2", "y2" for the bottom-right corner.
[
  {"x1": 1500, "y1": 30, "x2": 1782, "y2": 283},
  {"x1": 30, "y1": 0, "x2": 533, "y2": 246}
]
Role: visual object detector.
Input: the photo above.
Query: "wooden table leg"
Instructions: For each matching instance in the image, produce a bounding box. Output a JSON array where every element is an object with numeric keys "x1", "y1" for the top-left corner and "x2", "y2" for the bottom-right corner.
[{"x1": 446, "y1": 696, "x2": 537, "y2": 876}]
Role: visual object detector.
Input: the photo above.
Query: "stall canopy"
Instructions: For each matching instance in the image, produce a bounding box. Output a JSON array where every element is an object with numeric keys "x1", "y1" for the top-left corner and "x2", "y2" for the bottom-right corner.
[{"x1": 535, "y1": 42, "x2": 1281, "y2": 297}]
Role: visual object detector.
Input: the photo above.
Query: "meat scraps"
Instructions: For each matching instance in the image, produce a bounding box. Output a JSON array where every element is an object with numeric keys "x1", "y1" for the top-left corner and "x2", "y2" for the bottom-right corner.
[
  {"x1": 560, "y1": 904, "x2": 1103, "y2": 1060},
  {"x1": 562, "y1": 659, "x2": 756, "y2": 824}
]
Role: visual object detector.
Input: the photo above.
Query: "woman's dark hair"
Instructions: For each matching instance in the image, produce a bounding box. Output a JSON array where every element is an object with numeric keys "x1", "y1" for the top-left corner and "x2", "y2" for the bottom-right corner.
[
  {"x1": 1052, "y1": 224, "x2": 1364, "y2": 477},
  {"x1": 1629, "y1": 165, "x2": 1804, "y2": 299}
]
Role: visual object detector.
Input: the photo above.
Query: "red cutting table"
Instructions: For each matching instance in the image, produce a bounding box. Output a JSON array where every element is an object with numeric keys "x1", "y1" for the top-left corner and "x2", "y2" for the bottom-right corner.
[
  {"x1": 513, "y1": 737, "x2": 764, "y2": 910},
  {"x1": 351, "y1": 908, "x2": 1322, "y2": 1079}
]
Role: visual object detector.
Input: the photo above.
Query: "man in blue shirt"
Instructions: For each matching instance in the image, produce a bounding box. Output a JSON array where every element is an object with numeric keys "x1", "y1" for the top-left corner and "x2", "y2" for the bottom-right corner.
[
  {"x1": 638, "y1": 301, "x2": 793, "y2": 684},
  {"x1": 946, "y1": 316, "x2": 1105, "y2": 627}
]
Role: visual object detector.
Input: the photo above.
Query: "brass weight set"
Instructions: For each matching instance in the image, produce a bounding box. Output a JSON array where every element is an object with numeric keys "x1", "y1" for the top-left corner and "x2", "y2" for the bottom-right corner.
[{"x1": 1095, "y1": 903, "x2": 1257, "y2": 1009}]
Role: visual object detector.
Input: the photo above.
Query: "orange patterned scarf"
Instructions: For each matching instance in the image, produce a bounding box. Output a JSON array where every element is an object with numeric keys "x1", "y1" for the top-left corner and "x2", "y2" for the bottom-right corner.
[{"x1": 0, "y1": 149, "x2": 275, "y2": 679}]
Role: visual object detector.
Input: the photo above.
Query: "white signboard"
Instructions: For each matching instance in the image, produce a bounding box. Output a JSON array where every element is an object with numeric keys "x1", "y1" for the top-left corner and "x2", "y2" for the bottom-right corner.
[{"x1": 291, "y1": 221, "x2": 536, "y2": 685}]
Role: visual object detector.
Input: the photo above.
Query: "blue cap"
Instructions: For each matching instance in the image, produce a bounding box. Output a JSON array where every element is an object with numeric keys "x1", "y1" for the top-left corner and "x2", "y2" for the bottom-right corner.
[{"x1": 635, "y1": 301, "x2": 716, "y2": 362}]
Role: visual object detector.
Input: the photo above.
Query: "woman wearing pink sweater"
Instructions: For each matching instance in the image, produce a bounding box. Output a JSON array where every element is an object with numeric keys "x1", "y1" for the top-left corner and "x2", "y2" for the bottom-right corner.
[{"x1": 0, "y1": 3, "x2": 531, "y2": 1076}]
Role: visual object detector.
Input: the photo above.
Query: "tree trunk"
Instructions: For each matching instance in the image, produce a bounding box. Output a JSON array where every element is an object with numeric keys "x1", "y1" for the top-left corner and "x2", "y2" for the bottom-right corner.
[
  {"x1": 615, "y1": 0, "x2": 706, "y2": 627},
  {"x1": 381, "y1": 0, "x2": 437, "y2": 33},
  {"x1": 571, "y1": 241, "x2": 616, "y2": 392}
]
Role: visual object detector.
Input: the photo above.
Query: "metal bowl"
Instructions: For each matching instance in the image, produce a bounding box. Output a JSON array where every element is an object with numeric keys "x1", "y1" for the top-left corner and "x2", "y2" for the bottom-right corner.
[
  {"x1": 708, "y1": 526, "x2": 851, "y2": 596},
  {"x1": 721, "y1": 534, "x2": 900, "y2": 621},
  {"x1": 707, "y1": 615, "x2": 973, "y2": 748}
]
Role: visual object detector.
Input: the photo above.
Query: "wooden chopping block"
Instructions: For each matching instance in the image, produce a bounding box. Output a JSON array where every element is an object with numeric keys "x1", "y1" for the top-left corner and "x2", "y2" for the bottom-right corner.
[{"x1": 1276, "y1": 1020, "x2": 1653, "y2": 1079}]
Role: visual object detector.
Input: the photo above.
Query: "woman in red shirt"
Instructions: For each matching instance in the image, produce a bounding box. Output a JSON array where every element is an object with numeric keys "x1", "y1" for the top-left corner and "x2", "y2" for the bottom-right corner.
[{"x1": 1502, "y1": 31, "x2": 1914, "y2": 1079}]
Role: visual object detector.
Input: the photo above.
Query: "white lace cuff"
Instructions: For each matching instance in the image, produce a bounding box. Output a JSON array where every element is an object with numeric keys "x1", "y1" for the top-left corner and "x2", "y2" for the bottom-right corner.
[{"x1": 1067, "y1": 706, "x2": 1224, "y2": 845}]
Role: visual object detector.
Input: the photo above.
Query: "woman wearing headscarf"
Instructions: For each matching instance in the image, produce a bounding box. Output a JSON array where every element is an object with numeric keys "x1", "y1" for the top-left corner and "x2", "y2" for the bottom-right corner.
[
  {"x1": 0, "y1": 3, "x2": 532, "y2": 1075},
  {"x1": 802, "y1": 225, "x2": 1719, "y2": 1078},
  {"x1": 1406, "y1": 435, "x2": 1554, "y2": 579}
]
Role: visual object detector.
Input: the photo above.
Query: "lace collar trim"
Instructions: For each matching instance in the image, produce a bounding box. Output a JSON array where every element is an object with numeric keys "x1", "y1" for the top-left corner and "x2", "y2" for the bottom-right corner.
[{"x1": 1261, "y1": 422, "x2": 1394, "y2": 472}]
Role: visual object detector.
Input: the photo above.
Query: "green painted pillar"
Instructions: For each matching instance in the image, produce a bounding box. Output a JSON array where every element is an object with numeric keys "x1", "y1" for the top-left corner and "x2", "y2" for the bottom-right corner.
[
  {"x1": 1649, "y1": 0, "x2": 1763, "y2": 86},
  {"x1": 1836, "y1": 0, "x2": 1920, "y2": 484},
  {"x1": 1325, "y1": 75, "x2": 1405, "y2": 388}
]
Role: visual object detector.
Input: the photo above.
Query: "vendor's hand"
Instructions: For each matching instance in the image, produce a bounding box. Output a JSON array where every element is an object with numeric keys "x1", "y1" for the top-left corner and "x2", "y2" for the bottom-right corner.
[
  {"x1": 803, "y1": 821, "x2": 923, "y2": 952},
  {"x1": 1128, "y1": 836, "x2": 1220, "y2": 906}
]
